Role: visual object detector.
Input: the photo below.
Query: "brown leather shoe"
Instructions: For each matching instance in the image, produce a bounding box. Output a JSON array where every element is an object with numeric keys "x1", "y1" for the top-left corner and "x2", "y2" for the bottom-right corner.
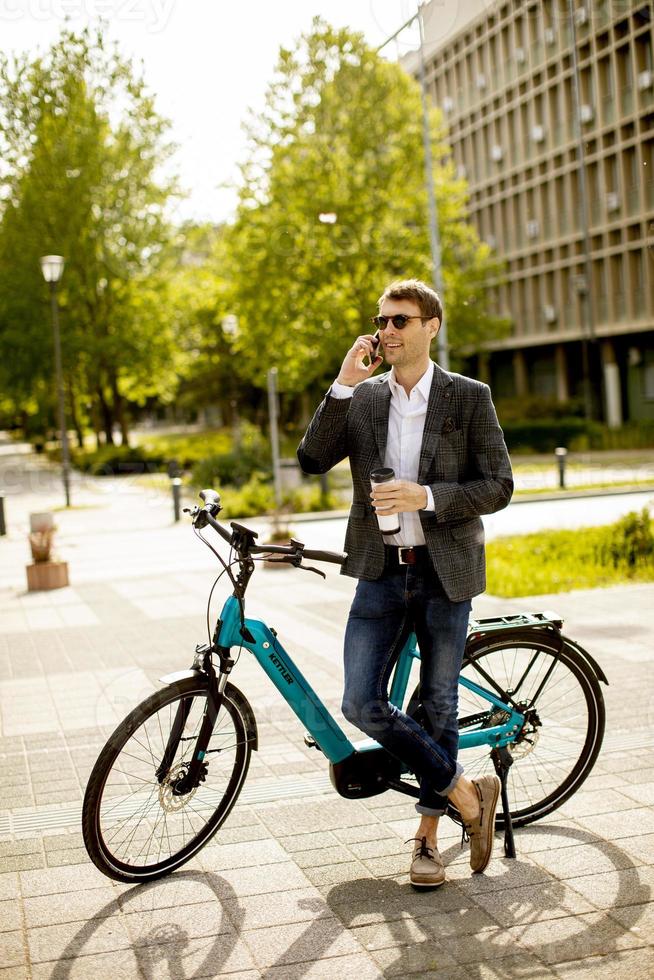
[
  {"x1": 463, "y1": 775, "x2": 501, "y2": 873},
  {"x1": 407, "y1": 836, "x2": 446, "y2": 888}
]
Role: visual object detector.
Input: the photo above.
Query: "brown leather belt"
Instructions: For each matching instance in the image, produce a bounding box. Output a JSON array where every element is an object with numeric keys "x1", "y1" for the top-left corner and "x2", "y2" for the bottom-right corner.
[{"x1": 384, "y1": 545, "x2": 429, "y2": 567}]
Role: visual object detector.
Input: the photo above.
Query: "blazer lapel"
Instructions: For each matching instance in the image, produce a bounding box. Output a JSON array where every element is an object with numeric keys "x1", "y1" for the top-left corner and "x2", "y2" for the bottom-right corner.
[
  {"x1": 418, "y1": 363, "x2": 453, "y2": 483},
  {"x1": 371, "y1": 377, "x2": 392, "y2": 467}
]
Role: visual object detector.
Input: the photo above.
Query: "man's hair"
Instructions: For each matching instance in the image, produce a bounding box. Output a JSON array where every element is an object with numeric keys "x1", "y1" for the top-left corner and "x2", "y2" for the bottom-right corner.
[{"x1": 377, "y1": 279, "x2": 443, "y2": 324}]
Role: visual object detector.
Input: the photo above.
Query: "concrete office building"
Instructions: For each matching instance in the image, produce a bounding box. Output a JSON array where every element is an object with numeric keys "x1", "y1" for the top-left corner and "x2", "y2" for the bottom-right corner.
[{"x1": 408, "y1": 0, "x2": 654, "y2": 424}]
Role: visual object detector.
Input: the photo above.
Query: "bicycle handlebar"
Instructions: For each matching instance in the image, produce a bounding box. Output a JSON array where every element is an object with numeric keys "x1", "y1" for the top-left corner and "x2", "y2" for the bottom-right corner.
[{"x1": 194, "y1": 489, "x2": 346, "y2": 567}]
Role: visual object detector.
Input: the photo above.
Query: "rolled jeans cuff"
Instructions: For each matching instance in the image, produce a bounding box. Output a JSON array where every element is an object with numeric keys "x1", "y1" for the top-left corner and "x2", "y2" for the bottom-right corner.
[{"x1": 414, "y1": 761, "x2": 464, "y2": 817}]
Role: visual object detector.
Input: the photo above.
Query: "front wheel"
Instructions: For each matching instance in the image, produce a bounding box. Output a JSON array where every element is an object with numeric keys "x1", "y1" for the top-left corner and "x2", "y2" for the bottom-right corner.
[{"x1": 82, "y1": 677, "x2": 254, "y2": 883}]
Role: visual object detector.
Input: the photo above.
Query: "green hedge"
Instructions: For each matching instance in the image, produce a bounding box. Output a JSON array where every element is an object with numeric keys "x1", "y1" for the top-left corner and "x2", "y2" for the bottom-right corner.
[
  {"x1": 68, "y1": 444, "x2": 168, "y2": 475},
  {"x1": 503, "y1": 418, "x2": 654, "y2": 454},
  {"x1": 487, "y1": 507, "x2": 654, "y2": 596}
]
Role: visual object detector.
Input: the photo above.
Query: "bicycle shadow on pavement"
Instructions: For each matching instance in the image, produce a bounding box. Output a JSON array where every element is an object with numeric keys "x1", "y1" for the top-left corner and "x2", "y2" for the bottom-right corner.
[
  {"x1": 312, "y1": 824, "x2": 650, "y2": 978},
  {"x1": 47, "y1": 870, "x2": 246, "y2": 980}
]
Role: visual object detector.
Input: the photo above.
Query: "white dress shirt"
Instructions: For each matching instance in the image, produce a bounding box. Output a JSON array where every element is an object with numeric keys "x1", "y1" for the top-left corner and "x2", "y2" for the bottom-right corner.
[{"x1": 331, "y1": 363, "x2": 436, "y2": 546}]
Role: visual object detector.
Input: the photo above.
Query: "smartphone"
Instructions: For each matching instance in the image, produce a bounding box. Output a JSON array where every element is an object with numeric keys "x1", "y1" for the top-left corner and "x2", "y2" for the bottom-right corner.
[{"x1": 368, "y1": 330, "x2": 380, "y2": 366}]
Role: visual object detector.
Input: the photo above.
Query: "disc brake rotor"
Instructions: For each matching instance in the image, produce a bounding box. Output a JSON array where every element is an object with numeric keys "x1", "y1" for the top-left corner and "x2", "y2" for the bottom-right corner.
[{"x1": 159, "y1": 762, "x2": 199, "y2": 813}]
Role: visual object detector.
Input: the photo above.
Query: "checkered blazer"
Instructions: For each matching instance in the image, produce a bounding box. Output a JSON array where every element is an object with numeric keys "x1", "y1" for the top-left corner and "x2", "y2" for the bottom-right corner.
[{"x1": 297, "y1": 363, "x2": 513, "y2": 602}]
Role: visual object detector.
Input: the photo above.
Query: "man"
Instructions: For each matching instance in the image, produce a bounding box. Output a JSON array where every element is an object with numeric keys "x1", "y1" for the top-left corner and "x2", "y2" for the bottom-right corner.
[{"x1": 297, "y1": 279, "x2": 513, "y2": 887}]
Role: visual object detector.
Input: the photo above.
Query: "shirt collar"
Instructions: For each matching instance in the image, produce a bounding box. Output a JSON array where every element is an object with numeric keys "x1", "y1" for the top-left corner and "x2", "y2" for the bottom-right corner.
[{"x1": 388, "y1": 360, "x2": 435, "y2": 401}]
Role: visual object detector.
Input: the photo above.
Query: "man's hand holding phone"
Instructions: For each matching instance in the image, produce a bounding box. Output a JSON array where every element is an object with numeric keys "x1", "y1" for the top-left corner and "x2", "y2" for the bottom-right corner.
[{"x1": 336, "y1": 331, "x2": 382, "y2": 387}]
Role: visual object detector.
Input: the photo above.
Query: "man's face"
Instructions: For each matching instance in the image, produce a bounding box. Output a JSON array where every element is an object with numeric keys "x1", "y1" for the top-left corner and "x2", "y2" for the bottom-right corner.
[{"x1": 377, "y1": 298, "x2": 440, "y2": 370}]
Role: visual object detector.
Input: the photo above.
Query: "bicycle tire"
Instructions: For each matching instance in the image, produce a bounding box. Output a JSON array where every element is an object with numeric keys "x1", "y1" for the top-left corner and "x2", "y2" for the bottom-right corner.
[
  {"x1": 82, "y1": 677, "x2": 254, "y2": 883},
  {"x1": 409, "y1": 631, "x2": 605, "y2": 828}
]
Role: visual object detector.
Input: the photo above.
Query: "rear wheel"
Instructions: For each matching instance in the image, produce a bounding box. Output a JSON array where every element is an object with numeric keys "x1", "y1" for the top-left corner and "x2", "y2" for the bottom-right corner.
[
  {"x1": 410, "y1": 632, "x2": 605, "y2": 827},
  {"x1": 82, "y1": 678, "x2": 253, "y2": 882}
]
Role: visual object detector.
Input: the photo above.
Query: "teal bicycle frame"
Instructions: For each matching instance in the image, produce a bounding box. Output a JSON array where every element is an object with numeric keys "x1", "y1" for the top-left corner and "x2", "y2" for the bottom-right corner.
[{"x1": 216, "y1": 595, "x2": 526, "y2": 766}]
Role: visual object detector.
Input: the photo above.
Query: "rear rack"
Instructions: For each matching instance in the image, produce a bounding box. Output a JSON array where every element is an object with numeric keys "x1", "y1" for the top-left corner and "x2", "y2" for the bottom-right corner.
[{"x1": 467, "y1": 610, "x2": 563, "y2": 640}]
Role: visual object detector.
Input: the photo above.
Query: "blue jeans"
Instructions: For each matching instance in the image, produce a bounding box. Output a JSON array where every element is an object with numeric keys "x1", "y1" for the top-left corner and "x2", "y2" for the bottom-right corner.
[{"x1": 341, "y1": 563, "x2": 471, "y2": 816}]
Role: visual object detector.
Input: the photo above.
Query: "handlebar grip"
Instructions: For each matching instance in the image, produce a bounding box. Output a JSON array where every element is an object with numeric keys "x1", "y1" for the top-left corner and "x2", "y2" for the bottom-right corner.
[
  {"x1": 199, "y1": 488, "x2": 221, "y2": 509},
  {"x1": 302, "y1": 548, "x2": 347, "y2": 566}
]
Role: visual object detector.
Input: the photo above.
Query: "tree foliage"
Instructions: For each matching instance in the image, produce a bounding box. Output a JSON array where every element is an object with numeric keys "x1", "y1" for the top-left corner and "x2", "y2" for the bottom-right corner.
[
  {"x1": 0, "y1": 28, "x2": 179, "y2": 443},
  {"x1": 223, "y1": 19, "x2": 509, "y2": 395}
]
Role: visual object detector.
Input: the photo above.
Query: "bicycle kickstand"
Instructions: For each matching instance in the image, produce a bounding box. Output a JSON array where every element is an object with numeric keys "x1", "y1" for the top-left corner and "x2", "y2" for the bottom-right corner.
[{"x1": 491, "y1": 746, "x2": 516, "y2": 859}]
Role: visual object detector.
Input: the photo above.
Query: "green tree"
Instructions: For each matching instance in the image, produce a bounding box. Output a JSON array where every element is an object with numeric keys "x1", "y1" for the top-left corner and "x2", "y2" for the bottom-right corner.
[
  {"x1": 0, "y1": 28, "x2": 179, "y2": 445},
  {"x1": 223, "y1": 19, "x2": 509, "y2": 397}
]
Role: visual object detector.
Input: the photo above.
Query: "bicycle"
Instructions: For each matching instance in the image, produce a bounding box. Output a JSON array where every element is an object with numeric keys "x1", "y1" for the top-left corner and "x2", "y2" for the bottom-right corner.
[{"x1": 82, "y1": 489, "x2": 608, "y2": 883}]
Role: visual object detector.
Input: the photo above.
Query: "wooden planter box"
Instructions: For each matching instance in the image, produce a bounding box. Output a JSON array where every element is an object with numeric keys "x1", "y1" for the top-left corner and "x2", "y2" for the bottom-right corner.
[{"x1": 26, "y1": 561, "x2": 69, "y2": 592}]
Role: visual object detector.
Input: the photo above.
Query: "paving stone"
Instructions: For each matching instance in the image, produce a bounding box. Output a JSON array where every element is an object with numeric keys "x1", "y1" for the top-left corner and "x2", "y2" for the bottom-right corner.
[
  {"x1": 503, "y1": 910, "x2": 642, "y2": 966},
  {"x1": 0, "y1": 968, "x2": 33, "y2": 980},
  {"x1": 609, "y1": 899, "x2": 654, "y2": 934},
  {"x1": 527, "y1": 842, "x2": 638, "y2": 880},
  {"x1": 23, "y1": 885, "x2": 117, "y2": 927},
  {"x1": 242, "y1": 915, "x2": 363, "y2": 968},
  {"x1": 291, "y1": 844, "x2": 356, "y2": 869},
  {"x1": 472, "y1": 881, "x2": 595, "y2": 927},
  {"x1": 256, "y1": 798, "x2": 371, "y2": 833},
  {"x1": 0, "y1": 930, "x2": 24, "y2": 968},
  {"x1": 565, "y1": 866, "x2": 654, "y2": 910},
  {"x1": 348, "y1": 837, "x2": 406, "y2": 861},
  {"x1": 447, "y1": 855, "x2": 554, "y2": 893},
  {"x1": 214, "y1": 823, "x2": 271, "y2": 845},
  {"x1": 502, "y1": 820, "x2": 594, "y2": 854},
  {"x1": 0, "y1": 840, "x2": 41, "y2": 860},
  {"x1": 621, "y1": 766, "x2": 654, "y2": 785},
  {"x1": 571, "y1": 806, "x2": 654, "y2": 841},
  {"x1": 45, "y1": 847, "x2": 90, "y2": 868},
  {"x1": 0, "y1": 853, "x2": 44, "y2": 873},
  {"x1": 332, "y1": 824, "x2": 396, "y2": 846},
  {"x1": 303, "y1": 861, "x2": 365, "y2": 888},
  {"x1": 20, "y1": 862, "x2": 108, "y2": 897},
  {"x1": 361, "y1": 851, "x2": 418, "y2": 879},
  {"x1": 196, "y1": 837, "x2": 287, "y2": 872},
  {"x1": 0, "y1": 899, "x2": 22, "y2": 934},
  {"x1": 32, "y1": 940, "x2": 256, "y2": 978},
  {"x1": 443, "y1": 924, "x2": 527, "y2": 964},
  {"x1": 371, "y1": 937, "x2": 458, "y2": 976},
  {"x1": 27, "y1": 916, "x2": 133, "y2": 963},
  {"x1": 122, "y1": 900, "x2": 235, "y2": 945},
  {"x1": 222, "y1": 886, "x2": 331, "y2": 931},
  {"x1": 263, "y1": 952, "x2": 384, "y2": 980},
  {"x1": 279, "y1": 830, "x2": 340, "y2": 853},
  {"x1": 0, "y1": 874, "x2": 19, "y2": 901},
  {"x1": 558, "y1": 788, "x2": 642, "y2": 818},
  {"x1": 552, "y1": 946, "x2": 654, "y2": 979},
  {"x1": 209, "y1": 861, "x2": 311, "y2": 898},
  {"x1": 350, "y1": 914, "x2": 432, "y2": 952}
]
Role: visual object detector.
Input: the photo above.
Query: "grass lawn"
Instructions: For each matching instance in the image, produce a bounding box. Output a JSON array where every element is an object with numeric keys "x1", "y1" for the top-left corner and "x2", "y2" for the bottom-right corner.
[{"x1": 487, "y1": 511, "x2": 654, "y2": 597}]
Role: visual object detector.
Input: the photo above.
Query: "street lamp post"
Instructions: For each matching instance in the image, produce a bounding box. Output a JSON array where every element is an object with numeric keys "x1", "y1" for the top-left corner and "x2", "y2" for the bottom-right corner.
[{"x1": 40, "y1": 255, "x2": 70, "y2": 507}]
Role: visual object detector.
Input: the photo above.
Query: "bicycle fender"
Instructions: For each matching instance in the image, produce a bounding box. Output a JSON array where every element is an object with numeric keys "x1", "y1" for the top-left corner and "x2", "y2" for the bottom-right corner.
[
  {"x1": 563, "y1": 637, "x2": 609, "y2": 686},
  {"x1": 159, "y1": 669, "x2": 202, "y2": 684}
]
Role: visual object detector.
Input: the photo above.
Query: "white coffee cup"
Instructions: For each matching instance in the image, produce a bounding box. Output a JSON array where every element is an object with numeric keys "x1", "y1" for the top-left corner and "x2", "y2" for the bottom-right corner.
[{"x1": 370, "y1": 467, "x2": 401, "y2": 535}]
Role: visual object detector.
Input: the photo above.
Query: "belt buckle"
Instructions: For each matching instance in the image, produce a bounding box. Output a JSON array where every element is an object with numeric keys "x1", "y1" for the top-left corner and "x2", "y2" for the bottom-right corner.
[{"x1": 399, "y1": 547, "x2": 414, "y2": 565}]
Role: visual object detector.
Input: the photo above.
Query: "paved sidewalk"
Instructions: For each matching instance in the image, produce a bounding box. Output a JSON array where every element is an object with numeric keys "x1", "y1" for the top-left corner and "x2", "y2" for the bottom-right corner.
[{"x1": 1, "y1": 448, "x2": 654, "y2": 978}]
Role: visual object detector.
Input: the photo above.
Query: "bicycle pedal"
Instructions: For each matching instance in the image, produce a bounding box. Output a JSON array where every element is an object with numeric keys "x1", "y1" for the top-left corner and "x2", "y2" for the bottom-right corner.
[{"x1": 303, "y1": 732, "x2": 318, "y2": 749}]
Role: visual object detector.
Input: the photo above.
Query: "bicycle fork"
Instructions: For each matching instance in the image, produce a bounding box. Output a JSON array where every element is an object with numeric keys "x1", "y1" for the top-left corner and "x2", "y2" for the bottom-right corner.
[{"x1": 156, "y1": 643, "x2": 234, "y2": 795}]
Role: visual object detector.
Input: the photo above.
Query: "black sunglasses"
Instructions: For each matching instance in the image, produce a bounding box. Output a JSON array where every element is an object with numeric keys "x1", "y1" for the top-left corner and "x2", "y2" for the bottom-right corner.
[{"x1": 370, "y1": 314, "x2": 434, "y2": 329}]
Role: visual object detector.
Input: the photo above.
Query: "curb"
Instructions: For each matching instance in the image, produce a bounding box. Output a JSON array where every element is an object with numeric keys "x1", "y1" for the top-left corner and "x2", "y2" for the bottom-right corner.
[{"x1": 257, "y1": 484, "x2": 654, "y2": 525}]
